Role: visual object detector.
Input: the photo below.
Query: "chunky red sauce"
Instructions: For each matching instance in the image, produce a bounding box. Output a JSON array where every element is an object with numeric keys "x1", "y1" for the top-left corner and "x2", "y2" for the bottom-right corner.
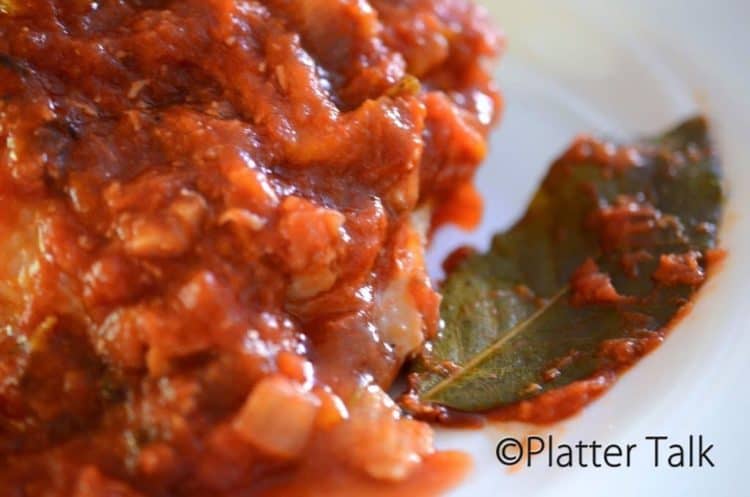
[{"x1": 0, "y1": 1, "x2": 501, "y2": 495}]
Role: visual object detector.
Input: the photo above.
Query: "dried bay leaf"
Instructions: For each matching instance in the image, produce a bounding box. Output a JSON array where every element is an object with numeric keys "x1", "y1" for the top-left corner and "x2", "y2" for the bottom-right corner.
[{"x1": 407, "y1": 117, "x2": 723, "y2": 414}]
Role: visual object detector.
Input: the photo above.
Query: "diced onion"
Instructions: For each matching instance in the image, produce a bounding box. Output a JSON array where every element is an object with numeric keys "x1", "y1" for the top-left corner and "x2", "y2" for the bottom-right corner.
[{"x1": 233, "y1": 375, "x2": 320, "y2": 459}]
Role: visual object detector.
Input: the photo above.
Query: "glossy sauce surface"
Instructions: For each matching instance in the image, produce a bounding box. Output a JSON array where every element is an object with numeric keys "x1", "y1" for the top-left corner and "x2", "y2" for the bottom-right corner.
[{"x1": 0, "y1": 1, "x2": 500, "y2": 495}]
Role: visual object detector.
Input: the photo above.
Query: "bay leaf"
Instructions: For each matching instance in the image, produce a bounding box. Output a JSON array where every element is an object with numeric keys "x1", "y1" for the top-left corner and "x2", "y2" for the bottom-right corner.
[{"x1": 408, "y1": 117, "x2": 723, "y2": 413}]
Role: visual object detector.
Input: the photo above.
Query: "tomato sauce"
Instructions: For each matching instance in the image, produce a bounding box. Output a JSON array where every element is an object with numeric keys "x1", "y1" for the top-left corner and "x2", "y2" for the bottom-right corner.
[{"x1": 0, "y1": 1, "x2": 501, "y2": 495}]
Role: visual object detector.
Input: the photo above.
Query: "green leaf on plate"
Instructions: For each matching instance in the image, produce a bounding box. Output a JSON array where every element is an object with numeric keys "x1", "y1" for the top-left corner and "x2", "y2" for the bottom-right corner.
[{"x1": 408, "y1": 116, "x2": 723, "y2": 413}]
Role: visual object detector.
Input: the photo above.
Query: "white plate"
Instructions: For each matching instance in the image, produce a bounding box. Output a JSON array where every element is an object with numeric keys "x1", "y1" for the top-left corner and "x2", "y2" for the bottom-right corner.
[{"x1": 430, "y1": 1, "x2": 750, "y2": 495}]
